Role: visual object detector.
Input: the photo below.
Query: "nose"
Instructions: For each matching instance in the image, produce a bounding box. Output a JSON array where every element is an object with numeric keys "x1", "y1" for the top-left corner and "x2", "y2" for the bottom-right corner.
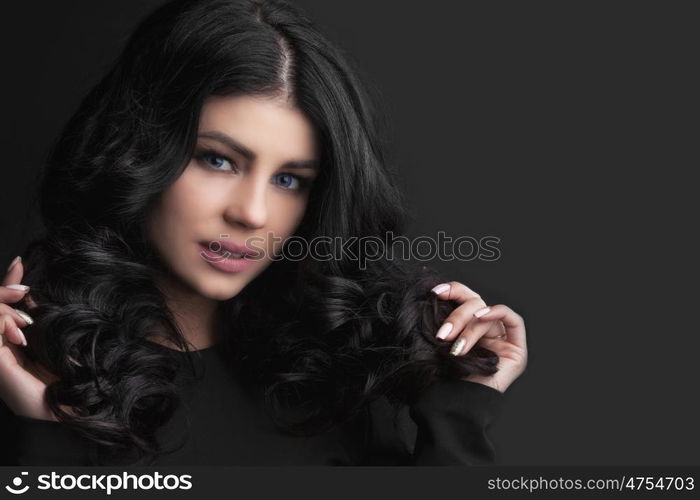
[{"x1": 223, "y1": 172, "x2": 268, "y2": 229}]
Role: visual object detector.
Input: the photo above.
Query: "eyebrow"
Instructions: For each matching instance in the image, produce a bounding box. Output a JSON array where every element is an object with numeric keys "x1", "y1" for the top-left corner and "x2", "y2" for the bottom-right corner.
[{"x1": 198, "y1": 131, "x2": 320, "y2": 171}]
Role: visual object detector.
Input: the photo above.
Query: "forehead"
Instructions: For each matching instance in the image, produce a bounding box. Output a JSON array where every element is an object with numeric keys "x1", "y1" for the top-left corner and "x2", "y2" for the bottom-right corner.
[{"x1": 198, "y1": 94, "x2": 319, "y2": 160}]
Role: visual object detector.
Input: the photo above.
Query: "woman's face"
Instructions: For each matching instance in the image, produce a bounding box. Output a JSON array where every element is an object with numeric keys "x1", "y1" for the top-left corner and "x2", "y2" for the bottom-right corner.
[{"x1": 146, "y1": 94, "x2": 320, "y2": 301}]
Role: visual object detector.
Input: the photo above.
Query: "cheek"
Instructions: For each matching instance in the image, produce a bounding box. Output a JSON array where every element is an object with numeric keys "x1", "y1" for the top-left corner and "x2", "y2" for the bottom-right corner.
[
  {"x1": 147, "y1": 168, "x2": 216, "y2": 247},
  {"x1": 266, "y1": 196, "x2": 309, "y2": 254}
]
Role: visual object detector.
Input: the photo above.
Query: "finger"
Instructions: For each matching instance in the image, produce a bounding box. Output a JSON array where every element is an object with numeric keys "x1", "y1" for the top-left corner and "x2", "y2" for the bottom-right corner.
[
  {"x1": 24, "y1": 293, "x2": 38, "y2": 311},
  {"x1": 0, "y1": 313, "x2": 28, "y2": 347},
  {"x1": 482, "y1": 319, "x2": 507, "y2": 339},
  {"x1": 24, "y1": 294, "x2": 39, "y2": 310},
  {"x1": 0, "y1": 303, "x2": 32, "y2": 328},
  {"x1": 0, "y1": 284, "x2": 31, "y2": 304},
  {"x1": 473, "y1": 304, "x2": 527, "y2": 350},
  {"x1": 431, "y1": 281, "x2": 482, "y2": 302},
  {"x1": 448, "y1": 315, "x2": 496, "y2": 356},
  {"x1": 2, "y1": 256, "x2": 24, "y2": 287},
  {"x1": 434, "y1": 297, "x2": 489, "y2": 341}
]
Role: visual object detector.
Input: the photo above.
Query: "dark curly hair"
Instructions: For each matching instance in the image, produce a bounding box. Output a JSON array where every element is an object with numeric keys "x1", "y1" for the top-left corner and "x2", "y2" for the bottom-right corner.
[{"x1": 17, "y1": 0, "x2": 499, "y2": 465}]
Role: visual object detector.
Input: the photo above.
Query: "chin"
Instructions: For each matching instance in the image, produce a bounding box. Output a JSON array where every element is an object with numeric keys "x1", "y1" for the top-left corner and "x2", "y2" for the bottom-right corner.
[{"x1": 196, "y1": 279, "x2": 247, "y2": 301}]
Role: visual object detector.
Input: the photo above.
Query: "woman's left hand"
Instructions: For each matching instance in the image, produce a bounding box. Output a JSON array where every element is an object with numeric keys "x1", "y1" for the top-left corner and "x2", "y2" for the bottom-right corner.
[{"x1": 431, "y1": 281, "x2": 528, "y2": 393}]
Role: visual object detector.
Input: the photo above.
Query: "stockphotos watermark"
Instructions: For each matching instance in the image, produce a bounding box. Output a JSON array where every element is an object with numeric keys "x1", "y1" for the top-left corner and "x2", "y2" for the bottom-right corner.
[
  {"x1": 200, "y1": 231, "x2": 502, "y2": 269},
  {"x1": 4, "y1": 470, "x2": 193, "y2": 495}
]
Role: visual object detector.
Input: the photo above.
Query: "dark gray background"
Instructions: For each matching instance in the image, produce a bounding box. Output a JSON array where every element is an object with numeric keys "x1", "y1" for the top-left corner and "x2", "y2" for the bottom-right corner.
[{"x1": 1, "y1": 1, "x2": 697, "y2": 465}]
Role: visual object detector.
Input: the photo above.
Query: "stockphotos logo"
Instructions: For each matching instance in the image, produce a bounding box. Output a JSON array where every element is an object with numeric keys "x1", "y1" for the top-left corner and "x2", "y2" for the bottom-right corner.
[
  {"x1": 3, "y1": 471, "x2": 193, "y2": 495},
  {"x1": 5, "y1": 472, "x2": 29, "y2": 494}
]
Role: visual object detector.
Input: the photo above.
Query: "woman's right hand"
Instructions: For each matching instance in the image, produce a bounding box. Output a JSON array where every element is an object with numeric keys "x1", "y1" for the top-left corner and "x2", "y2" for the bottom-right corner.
[{"x1": 0, "y1": 256, "x2": 60, "y2": 422}]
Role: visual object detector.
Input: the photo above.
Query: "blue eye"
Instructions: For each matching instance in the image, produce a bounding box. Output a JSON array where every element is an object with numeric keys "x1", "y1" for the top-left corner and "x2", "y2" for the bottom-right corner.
[
  {"x1": 196, "y1": 150, "x2": 311, "y2": 191},
  {"x1": 200, "y1": 153, "x2": 235, "y2": 171},
  {"x1": 274, "y1": 173, "x2": 301, "y2": 190}
]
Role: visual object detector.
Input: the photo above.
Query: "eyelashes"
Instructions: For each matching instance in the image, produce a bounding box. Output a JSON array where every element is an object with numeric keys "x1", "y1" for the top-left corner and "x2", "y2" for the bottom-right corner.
[
  {"x1": 196, "y1": 151, "x2": 237, "y2": 172},
  {"x1": 193, "y1": 148, "x2": 314, "y2": 191}
]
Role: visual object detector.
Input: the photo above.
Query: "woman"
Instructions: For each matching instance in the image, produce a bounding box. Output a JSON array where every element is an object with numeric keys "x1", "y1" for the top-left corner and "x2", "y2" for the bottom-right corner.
[{"x1": 0, "y1": 0, "x2": 527, "y2": 465}]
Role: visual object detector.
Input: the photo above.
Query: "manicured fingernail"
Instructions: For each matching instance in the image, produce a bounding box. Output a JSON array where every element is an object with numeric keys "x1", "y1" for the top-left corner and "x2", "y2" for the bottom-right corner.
[
  {"x1": 431, "y1": 283, "x2": 450, "y2": 295},
  {"x1": 7, "y1": 256, "x2": 21, "y2": 273},
  {"x1": 474, "y1": 306, "x2": 491, "y2": 318},
  {"x1": 436, "y1": 322, "x2": 453, "y2": 339},
  {"x1": 450, "y1": 337, "x2": 466, "y2": 356},
  {"x1": 16, "y1": 327, "x2": 28, "y2": 346},
  {"x1": 14, "y1": 309, "x2": 34, "y2": 325},
  {"x1": 5, "y1": 284, "x2": 30, "y2": 292}
]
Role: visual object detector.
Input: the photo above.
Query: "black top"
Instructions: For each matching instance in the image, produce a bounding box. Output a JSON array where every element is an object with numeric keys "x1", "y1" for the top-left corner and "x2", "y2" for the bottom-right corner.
[{"x1": 0, "y1": 341, "x2": 504, "y2": 466}]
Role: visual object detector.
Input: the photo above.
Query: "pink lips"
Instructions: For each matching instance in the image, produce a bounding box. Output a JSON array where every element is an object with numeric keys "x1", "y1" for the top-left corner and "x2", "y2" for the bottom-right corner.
[
  {"x1": 202, "y1": 240, "x2": 256, "y2": 256},
  {"x1": 198, "y1": 242, "x2": 256, "y2": 273}
]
